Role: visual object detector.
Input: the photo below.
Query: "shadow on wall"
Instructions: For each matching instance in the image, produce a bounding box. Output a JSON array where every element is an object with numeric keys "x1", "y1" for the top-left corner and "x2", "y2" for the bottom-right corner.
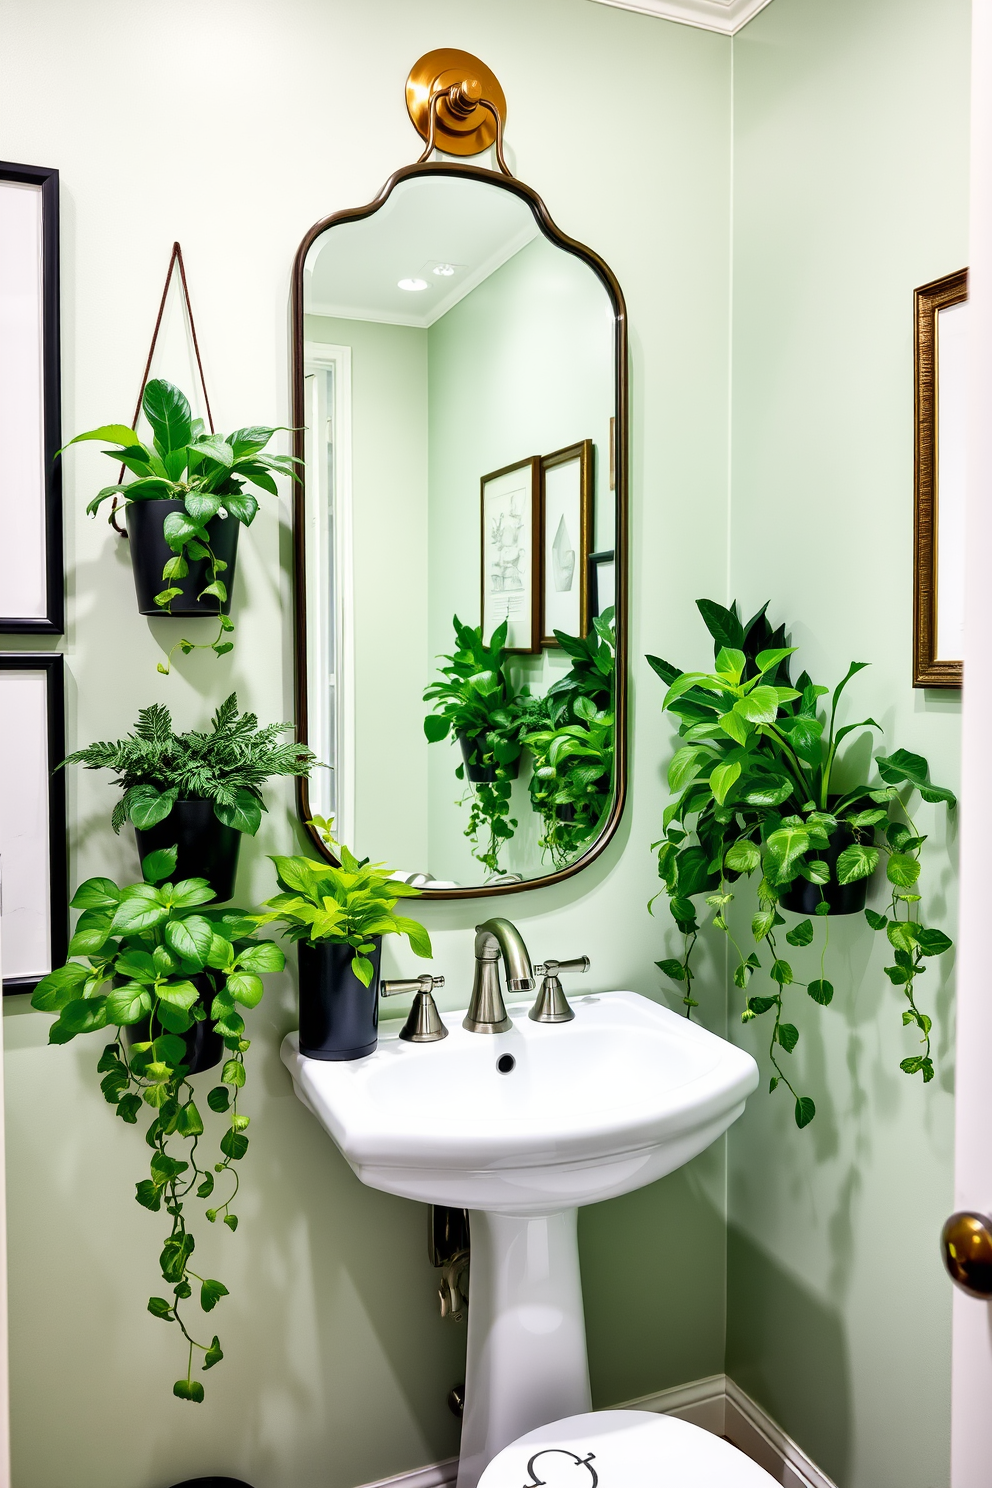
[{"x1": 726, "y1": 1224, "x2": 852, "y2": 1487}]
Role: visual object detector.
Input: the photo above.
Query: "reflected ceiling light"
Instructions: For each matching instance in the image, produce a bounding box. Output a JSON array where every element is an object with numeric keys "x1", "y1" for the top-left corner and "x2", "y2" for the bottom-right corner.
[
  {"x1": 433, "y1": 263, "x2": 456, "y2": 277},
  {"x1": 398, "y1": 277, "x2": 429, "y2": 292}
]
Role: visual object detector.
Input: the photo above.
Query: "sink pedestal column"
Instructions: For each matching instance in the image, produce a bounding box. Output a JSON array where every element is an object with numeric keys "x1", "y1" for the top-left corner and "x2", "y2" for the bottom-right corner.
[{"x1": 456, "y1": 1208, "x2": 591, "y2": 1488}]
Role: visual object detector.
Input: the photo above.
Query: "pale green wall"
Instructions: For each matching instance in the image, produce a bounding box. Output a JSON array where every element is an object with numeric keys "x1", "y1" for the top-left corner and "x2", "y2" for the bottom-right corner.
[
  {"x1": 426, "y1": 235, "x2": 615, "y2": 883},
  {"x1": 0, "y1": 3, "x2": 733, "y2": 1486},
  {"x1": 304, "y1": 312, "x2": 430, "y2": 869},
  {"x1": 725, "y1": 2, "x2": 968, "y2": 1486}
]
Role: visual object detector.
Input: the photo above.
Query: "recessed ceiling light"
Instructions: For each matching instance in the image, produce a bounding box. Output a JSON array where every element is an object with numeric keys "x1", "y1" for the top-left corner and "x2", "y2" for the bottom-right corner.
[
  {"x1": 398, "y1": 277, "x2": 429, "y2": 292},
  {"x1": 433, "y1": 263, "x2": 456, "y2": 277}
]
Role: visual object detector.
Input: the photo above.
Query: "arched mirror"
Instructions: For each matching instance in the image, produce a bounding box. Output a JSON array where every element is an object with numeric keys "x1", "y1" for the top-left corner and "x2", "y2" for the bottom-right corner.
[{"x1": 291, "y1": 50, "x2": 627, "y2": 897}]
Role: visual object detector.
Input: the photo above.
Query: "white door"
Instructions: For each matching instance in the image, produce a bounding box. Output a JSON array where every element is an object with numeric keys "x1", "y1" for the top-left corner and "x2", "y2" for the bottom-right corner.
[{"x1": 947, "y1": 2, "x2": 992, "y2": 1482}]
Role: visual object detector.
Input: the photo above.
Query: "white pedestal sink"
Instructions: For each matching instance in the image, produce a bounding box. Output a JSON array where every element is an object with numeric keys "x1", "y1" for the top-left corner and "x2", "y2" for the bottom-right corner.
[{"x1": 282, "y1": 990, "x2": 758, "y2": 1488}]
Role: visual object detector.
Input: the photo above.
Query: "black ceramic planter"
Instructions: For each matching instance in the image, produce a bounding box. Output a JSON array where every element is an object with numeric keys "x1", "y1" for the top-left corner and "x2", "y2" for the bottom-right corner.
[
  {"x1": 780, "y1": 822, "x2": 871, "y2": 916},
  {"x1": 298, "y1": 937, "x2": 382, "y2": 1061},
  {"x1": 134, "y1": 797, "x2": 241, "y2": 902},
  {"x1": 127, "y1": 498, "x2": 239, "y2": 617},
  {"x1": 126, "y1": 973, "x2": 223, "y2": 1075},
  {"x1": 169, "y1": 1479, "x2": 253, "y2": 1488},
  {"x1": 458, "y1": 731, "x2": 520, "y2": 784}
]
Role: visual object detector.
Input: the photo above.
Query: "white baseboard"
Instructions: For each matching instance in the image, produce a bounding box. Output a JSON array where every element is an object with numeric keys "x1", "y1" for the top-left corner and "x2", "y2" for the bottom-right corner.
[{"x1": 357, "y1": 1373, "x2": 837, "y2": 1488}]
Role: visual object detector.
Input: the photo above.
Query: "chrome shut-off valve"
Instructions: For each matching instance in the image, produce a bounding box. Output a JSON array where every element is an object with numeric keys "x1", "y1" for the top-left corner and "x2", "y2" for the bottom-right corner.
[
  {"x1": 381, "y1": 975, "x2": 448, "y2": 1042},
  {"x1": 529, "y1": 956, "x2": 590, "y2": 1023}
]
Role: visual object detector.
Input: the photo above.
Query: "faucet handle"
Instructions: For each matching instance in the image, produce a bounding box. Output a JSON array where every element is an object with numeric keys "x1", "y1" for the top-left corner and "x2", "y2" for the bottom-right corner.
[
  {"x1": 533, "y1": 956, "x2": 590, "y2": 977},
  {"x1": 381, "y1": 976, "x2": 448, "y2": 1044},
  {"x1": 381, "y1": 975, "x2": 445, "y2": 997}
]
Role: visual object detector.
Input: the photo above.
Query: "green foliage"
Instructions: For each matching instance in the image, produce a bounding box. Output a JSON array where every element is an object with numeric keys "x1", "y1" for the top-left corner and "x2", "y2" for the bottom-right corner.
[
  {"x1": 62, "y1": 379, "x2": 302, "y2": 668},
  {"x1": 258, "y1": 829, "x2": 432, "y2": 985},
  {"x1": 423, "y1": 611, "x2": 616, "y2": 876},
  {"x1": 648, "y1": 598, "x2": 955, "y2": 1127},
  {"x1": 31, "y1": 847, "x2": 285, "y2": 1399},
  {"x1": 62, "y1": 692, "x2": 317, "y2": 836}
]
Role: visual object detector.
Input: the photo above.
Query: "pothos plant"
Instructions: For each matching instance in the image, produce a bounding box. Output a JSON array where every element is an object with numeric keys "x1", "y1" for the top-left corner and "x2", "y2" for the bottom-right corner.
[
  {"x1": 423, "y1": 616, "x2": 523, "y2": 876},
  {"x1": 29, "y1": 845, "x2": 285, "y2": 1401},
  {"x1": 523, "y1": 609, "x2": 616, "y2": 866},
  {"x1": 257, "y1": 825, "x2": 432, "y2": 982},
  {"x1": 647, "y1": 599, "x2": 955, "y2": 1128},
  {"x1": 63, "y1": 378, "x2": 301, "y2": 672}
]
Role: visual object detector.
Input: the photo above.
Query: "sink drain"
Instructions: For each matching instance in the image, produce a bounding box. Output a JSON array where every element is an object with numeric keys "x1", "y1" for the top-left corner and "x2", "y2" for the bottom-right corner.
[{"x1": 496, "y1": 1053, "x2": 516, "y2": 1074}]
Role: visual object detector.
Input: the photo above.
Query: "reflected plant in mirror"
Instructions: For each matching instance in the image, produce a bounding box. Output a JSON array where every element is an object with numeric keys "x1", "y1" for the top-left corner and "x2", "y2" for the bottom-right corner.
[{"x1": 648, "y1": 599, "x2": 955, "y2": 1128}]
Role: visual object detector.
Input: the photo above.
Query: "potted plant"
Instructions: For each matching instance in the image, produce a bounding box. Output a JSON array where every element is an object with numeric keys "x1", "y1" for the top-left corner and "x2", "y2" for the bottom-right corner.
[
  {"x1": 30, "y1": 845, "x2": 285, "y2": 1401},
  {"x1": 257, "y1": 825, "x2": 433, "y2": 1061},
  {"x1": 62, "y1": 694, "x2": 318, "y2": 901},
  {"x1": 523, "y1": 610, "x2": 615, "y2": 866},
  {"x1": 423, "y1": 616, "x2": 524, "y2": 875},
  {"x1": 62, "y1": 378, "x2": 300, "y2": 671},
  {"x1": 647, "y1": 598, "x2": 955, "y2": 1128}
]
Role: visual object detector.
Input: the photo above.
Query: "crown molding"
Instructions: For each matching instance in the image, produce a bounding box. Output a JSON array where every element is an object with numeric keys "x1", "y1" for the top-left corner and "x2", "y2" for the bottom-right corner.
[{"x1": 588, "y1": 0, "x2": 775, "y2": 36}]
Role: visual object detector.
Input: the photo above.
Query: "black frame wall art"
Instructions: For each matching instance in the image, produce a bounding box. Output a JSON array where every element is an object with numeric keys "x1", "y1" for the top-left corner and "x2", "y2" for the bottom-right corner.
[
  {"x1": 0, "y1": 653, "x2": 67, "y2": 995},
  {"x1": 0, "y1": 160, "x2": 63, "y2": 635},
  {"x1": 539, "y1": 439, "x2": 593, "y2": 647}
]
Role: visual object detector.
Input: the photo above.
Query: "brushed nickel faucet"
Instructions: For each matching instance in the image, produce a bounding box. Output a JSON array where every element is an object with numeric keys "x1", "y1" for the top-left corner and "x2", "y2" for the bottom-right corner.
[{"x1": 463, "y1": 918, "x2": 535, "y2": 1034}]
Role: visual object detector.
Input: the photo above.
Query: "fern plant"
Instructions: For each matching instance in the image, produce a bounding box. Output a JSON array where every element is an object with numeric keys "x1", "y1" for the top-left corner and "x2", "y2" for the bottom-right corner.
[{"x1": 63, "y1": 694, "x2": 318, "y2": 836}]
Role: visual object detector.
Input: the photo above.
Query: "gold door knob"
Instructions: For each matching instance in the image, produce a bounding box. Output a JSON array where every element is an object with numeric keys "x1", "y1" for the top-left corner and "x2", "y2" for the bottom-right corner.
[{"x1": 941, "y1": 1212, "x2": 992, "y2": 1298}]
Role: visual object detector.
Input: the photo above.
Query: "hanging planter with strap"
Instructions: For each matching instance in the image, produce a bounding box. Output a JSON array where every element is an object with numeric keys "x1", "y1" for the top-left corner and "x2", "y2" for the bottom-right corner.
[{"x1": 61, "y1": 242, "x2": 301, "y2": 673}]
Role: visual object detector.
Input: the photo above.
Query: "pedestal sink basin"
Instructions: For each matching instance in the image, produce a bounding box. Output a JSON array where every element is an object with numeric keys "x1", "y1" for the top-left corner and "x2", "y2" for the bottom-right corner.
[{"x1": 281, "y1": 989, "x2": 758, "y2": 1488}]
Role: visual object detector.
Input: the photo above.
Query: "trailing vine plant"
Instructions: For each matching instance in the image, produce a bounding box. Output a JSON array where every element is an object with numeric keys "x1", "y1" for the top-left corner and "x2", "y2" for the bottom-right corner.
[
  {"x1": 647, "y1": 599, "x2": 955, "y2": 1127},
  {"x1": 30, "y1": 845, "x2": 285, "y2": 1400}
]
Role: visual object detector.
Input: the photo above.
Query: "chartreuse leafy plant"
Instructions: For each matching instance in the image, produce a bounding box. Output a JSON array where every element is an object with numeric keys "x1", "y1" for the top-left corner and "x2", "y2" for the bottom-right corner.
[
  {"x1": 63, "y1": 378, "x2": 301, "y2": 670},
  {"x1": 30, "y1": 846, "x2": 285, "y2": 1401},
  {"x1": 62, "y1": 693, "x2": 318, "y2": 837},
  {"x1": 423, "y1": 616, "x2": 523, "y2": 876},
  {"x1": 647, "y1": 599, "x2": 955, "y2": 1128},
  {"x1": 523, "y1": 609, "x2": 615, "y2": 866},
  {"x1": 258, "y1": 834, "x2": 432, "y2": 985}
]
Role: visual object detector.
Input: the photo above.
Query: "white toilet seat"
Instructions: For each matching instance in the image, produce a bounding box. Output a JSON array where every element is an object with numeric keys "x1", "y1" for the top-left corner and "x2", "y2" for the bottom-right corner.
[{"x1": 477, "y1": 1409, "x2": 779, "y2": 1486}]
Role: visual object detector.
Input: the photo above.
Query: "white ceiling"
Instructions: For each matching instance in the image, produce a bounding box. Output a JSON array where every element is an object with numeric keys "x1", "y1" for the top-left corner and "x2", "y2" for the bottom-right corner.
[
  {"x1": 588, "y1": 0, "x2": 774, "y2": 35},
  {"x1": 306, "y1": 176, "x2": 540, "y2": 329}
]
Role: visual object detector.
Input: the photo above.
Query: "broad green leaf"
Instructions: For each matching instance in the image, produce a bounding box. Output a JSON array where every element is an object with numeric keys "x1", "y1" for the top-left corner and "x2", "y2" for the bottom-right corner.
[
  {"x1": 128, "y1": 789, "x2": 175, "y2": 830},
  {"x1": 142, "y1": 379, "x2": 192, "y2": 454},
  {"x1": 807, "y1": 979, "x2": 834, "y2": 1005},
  {"x1": 764, "y1": 826, "x2": 810, "y2": 881},
  {"x1": 172, "y1": 1379, "x2": 205, "y2": 1403},
  {"x1": 64, "y1": 423, "x2": 142, "y2": 450},
  {"x1": 864, "y1": 908, "x2": 888, "y2": 930},
  {"x1": 887, "y1": 920, "x2": 919, "y2": 954},
  {"x1": 735, "y1": 686, "x2": 780, "y2": 724},
  {"x1": 214, "y1": 788, "x2": 263, "y2": 836},
  {"x1": 718, "y1": 709, "x2": 752, "y2": 746},
  {"x1": 799, "y1": 858, "x2": 830, "y2": 885},
  {"x1": 755, "y1": 647, "x2": 797, "y2": 674},
  {"x1": 270, "y1": 855, "x2": 319, "y2": 896},
  {"x1": 836, "y1": 844, "x2": 879, "y2": 884},
  {"x1": 776, "y1": 1022, "x2": 799, "y2": 1052},
  {"x1": 110, "y1": 892, "x2": 168, "y2": 936},
  {"x1": 207, "y1": 1086, "x2": 231, "y2": 1114},
  {"x1": 916, "y1": 926, "x2": 952, "y2": 956},
  {"x1": 794, "y1": 1096, "x2": 816, "y2": 1129},
  {"x1": 656, "y1": 958, "x2": 686, "y2": 981},
  {"x1": 177, "y1": 1101, "x2": 204, "y2": 1137},
  {"x1": 156, "y1": 979, "x2": 200, "y2": 1012},
  {"x1": 200, "y1": 1278, "x2": 229, "y2": 1313},
  {"x1": 31, "y1": 961, "x2": 89, "y2": 1013},
  {"x1": 875, "y1": 748, "x2": 928, "y2": 787},
  {"x1": 185, "y1": 491, "x2": 223, "y2": 526},
  {"x1": 227, "y1": 972, "x2": 264, "y2": 1009},
  {"x1": 189, "y1": 434, "x2": 234, "y2": 469},
  {"x1": 710, "y1": 759, "x2": 741, "y2": 806},
  {"x1": 106, "y1": 982, "x2": 153, "y2": 1025},
  {"x1": 203, "y1": 1335, "x2": 224, "y2": 1370},
  {"x1": 770, "y1": 959, "x2": 793, "y2": 985},
  {"x1": 725, "y1": 838, "x2": 761, "y2": 873},
  {"x1": 219, "y1": 1129, "x2": 248, "y2": 1161},
  {"x1": 919, "y1": 783, "x2": 957, "y2": 806},
  {"x1": 696, "y1": 598, "x2": 744, "y2": 651},
  {"x1": 744, "y1": 777, "x2": 793, "y2": 807},
  {"x1": 222, "y1": 1058, "x2": 246, "y2": 1087},
  {"x1": 667, "y1": 745, "x2": 704, "y2": 794},
  {"x1": 785, "y1": 918, "x2": 814, "y2": 947},
  {"x1": 236, "y1": 940, "x2": 284, "y2": 974},
  {"x1": 391, "y1": 915, "x2": 433, "y2": 958},
  {"x1": 165, "y1": 915, "x2": 214, "y2": 968},
  {"x1": 141, "y1": 847, "x2": 178, "y2": 884},
  {"x1": 56, "y1": 997, "x2": 108, "y2": 1036},
  {"x1": 715, "y1": 647, "x2": 746, "y2": 682},
  {"x1": 70, "y1": 877, "x2": 121, "y2": 910},
  {"x1": 887, "y1": 852, "x2": 921, "y2": 888},
  {"x1": 746, "y1": 994, "x2": 777, "y2": 1016},
  {"x1": 752, "y1": 907, "x2": 776, "y2": 942},
  {"x1": 169, "y1": 879, "x2": 215, "y2": 909}
]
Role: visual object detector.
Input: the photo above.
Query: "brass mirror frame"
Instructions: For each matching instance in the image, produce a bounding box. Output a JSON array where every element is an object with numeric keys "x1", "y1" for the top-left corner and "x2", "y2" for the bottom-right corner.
[{"x1": 290, "y1": 159, "x2": 628, "y2": 898}]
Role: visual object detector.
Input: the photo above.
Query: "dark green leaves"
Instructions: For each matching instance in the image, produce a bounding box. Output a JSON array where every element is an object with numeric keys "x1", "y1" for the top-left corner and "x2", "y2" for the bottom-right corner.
[
  {"x1": 807, "y1": 979, "x2": 834, "y2": 1005},
  {"x1": 656, "y1": 959, "x2": 686, "y2": 982},
  {"x1": 147, "y1": 1296, "x2": 174, "y2": 1321},
  {"x1": 207, "y1": 1086, "x2": 231, "y2": 1114},
  {"x1": 200, "y1": 1278, "x2": 229, "y2": 1313},
  {"x1": 794, "y1": 1097, "x2": 816, "y2": 1129},
  {"x1": 864, "y1": 908, "x2": 888, "y2": 931},
  {"x1": 165, "y1": 914, "x2": 214, "y2": 968},
  {"x1": 916, "y1": 926, "x2": 953, "y2": 956},
  {"x1": 785, "y1": 919, "x2": 814, "y2": 947},
  {"x1": 776, "y1": 1022, "x2": 799, "y2": 1053},
  {"x1": 219, "y1": 1129, "x2": 248, "y2": 1161},
  {"x1": 142, "y1": 846, "x2": 178, "y2": 883},
  {"x1": 143, "y1": 379, "x2": 193, "y2": 454},
  {"x1": 173, "y1": 1378, "x2": 205, "y2": 1404}
]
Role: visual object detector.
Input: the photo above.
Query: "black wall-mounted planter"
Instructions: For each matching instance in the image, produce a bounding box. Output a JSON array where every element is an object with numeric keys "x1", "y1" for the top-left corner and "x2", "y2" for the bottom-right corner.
[
  {"x1": 298, "y1": 937, "x2": 382, "y2": 1061},
  {"x1": 780, "y1": 822, "x2": 872, "y2": 917},
  {"x1": 126, "y1": 973, "x2": 223, "y2": 1075},
  {"x1": 127, "y1": 498, "x2": 239, "y2": 618},
  {"x1": 168, "y1": 1479, "x2": 254, "y2": 1488},
  {"x1": 135, "y1": 797, "x2": 241, "y2": 902},
  {"x1": 458, "y1": 731, "x2": 520, "y2": 784}
]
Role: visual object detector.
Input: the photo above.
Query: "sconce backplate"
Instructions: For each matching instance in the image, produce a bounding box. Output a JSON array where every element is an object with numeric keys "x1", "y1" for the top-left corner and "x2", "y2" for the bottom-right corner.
[{"x1": 406, "y1": 48, "x2": 507, "y2": 156}]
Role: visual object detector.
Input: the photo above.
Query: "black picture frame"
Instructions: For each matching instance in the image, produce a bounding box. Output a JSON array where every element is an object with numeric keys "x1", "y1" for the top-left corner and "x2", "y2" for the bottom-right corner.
[
  {"x1": 0, "y1": 160, "x2": 63, "y2": 635},
  {"x1": 0, "y1": 653, "x2": 67, "y2": 995},
  {"x1": 588, "y1": 549, "x2": 616, "y2": 621}
]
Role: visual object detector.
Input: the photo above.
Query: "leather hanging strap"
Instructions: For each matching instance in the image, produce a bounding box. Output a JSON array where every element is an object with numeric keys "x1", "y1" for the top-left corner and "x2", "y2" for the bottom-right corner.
[{"x1": 111, "y1": 241, "x2": 214, "y2": 535}]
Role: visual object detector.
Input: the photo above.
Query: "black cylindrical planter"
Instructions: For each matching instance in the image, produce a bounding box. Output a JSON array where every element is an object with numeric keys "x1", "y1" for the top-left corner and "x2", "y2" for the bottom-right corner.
[
  {"x1": 780, "y1": 822, "x2": 872, "y2": 916},
  {"x1": 127, "y1": 499, "x2": 239, "y2": 617},
  {"x1": 134, "y1": 797, "x2": 241, "y2": 902},
  {"x1": 457, "y1": 732, "x2": 520, "y2": 784},
  {"x1": 169, "y1": 1480, "x2": 254, "y2": 1487},
  {"x1": 126, "y1": 973, "x2": 223, "y2": 1075},
  {"x1": 298, "y1": 938, "x2": 382, "y2": 1061}
]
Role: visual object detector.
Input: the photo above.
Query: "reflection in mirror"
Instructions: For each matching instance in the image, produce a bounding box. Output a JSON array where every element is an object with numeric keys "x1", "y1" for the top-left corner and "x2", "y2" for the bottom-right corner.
[{"x1": 297, "y1": 170, "x2": 623, "y2": 893}]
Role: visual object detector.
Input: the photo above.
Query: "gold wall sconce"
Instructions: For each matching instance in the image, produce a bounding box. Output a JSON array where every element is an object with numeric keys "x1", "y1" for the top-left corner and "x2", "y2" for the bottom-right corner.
[{"x1": 406, "y1": 49, "x2": 508, "y2": 166}]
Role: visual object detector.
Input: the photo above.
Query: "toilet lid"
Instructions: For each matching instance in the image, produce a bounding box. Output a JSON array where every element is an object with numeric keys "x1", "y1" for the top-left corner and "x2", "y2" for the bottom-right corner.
[{"x1": 478, "y1": 1410, "x2": 779, "y2": 1486}]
